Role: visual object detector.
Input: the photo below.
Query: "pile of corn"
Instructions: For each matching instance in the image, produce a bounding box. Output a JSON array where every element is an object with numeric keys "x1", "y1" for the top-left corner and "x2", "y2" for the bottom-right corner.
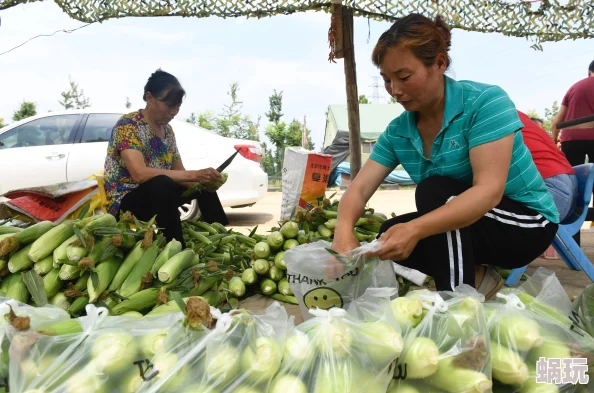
[
  {"x1": 0, "y1": 213, "x2": 231, "y2": 317},
  {"x1": 181, "y1": 193, "x2": 413, "y2": 306}
]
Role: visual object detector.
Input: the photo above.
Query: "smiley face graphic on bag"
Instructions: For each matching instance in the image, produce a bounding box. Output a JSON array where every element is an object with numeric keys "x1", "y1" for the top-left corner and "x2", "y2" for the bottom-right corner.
[{"x1": 303, "y1": 287, "x2": 344, "y2": 310}]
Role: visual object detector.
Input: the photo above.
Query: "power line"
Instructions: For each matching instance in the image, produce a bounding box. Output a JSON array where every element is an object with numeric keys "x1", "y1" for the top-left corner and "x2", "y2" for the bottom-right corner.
[{"x1": 0, "y1": 23, "x2": 94, "y2": 57}]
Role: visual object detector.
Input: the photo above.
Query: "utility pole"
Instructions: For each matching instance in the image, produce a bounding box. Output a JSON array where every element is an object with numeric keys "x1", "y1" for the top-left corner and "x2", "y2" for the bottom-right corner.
[{"x1": 369, "y1": 76, "x2": 382, "y2": 104}]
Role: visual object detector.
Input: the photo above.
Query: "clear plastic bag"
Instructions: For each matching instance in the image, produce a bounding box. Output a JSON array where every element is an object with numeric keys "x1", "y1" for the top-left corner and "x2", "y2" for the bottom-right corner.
[
  {"x1": 284, "y1": 240, "x2": 398, "y2": 321},
  {"x1": 495, "y1": 267, "x2": 593, "y2": 393},
  {"x1": 8, "y1": 304, "x2": 186, "y2": 393},
  {"x1": 0, "y1": 297, "x2": 70, "y2": 392},
  {"x1": 140, "y1": 301, "x2": 291, "y2": 393},
  {"x1": 573, "y1": 283, "x2": 594, "y2": 338},
  {"x1": 270, "y1": 287, "x2": 403, "y2": 393},
  {"x1": 389, "y1": 287, "x2": 492, "y2": 393}
]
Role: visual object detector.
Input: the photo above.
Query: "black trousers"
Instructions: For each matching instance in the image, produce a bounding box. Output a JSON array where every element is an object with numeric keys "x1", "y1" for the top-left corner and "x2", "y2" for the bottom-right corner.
[
  {"x1": 378, "y1": 176, "x2": 558, "y2": 291},
  {"x1": 118, "y1": 175, "x2": 228, "y2": 248},
  {"x1": 561, "y1": 140, "x2": 594, "y2": 245}
]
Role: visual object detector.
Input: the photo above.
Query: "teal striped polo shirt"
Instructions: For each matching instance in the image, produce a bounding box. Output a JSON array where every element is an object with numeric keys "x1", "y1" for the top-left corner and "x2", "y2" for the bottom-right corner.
[{"x1": 370, "y1": 76, "x2": 559, "y2": 224}]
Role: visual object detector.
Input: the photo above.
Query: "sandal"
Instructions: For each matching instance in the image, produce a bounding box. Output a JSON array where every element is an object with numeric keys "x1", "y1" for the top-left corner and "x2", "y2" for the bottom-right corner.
[{"x1": 476, "y1": 265, "x2": 505, "y2": 300}]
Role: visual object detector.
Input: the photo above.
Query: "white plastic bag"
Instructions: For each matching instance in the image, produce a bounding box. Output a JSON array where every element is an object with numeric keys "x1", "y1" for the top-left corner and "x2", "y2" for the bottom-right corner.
[
  {"x1": 8, "y1": 304, "x2": 185, "y2": 393},
  {"x1": 389, "y1": 288, "x2": 492, "y2": 393},
  {"x1": 270, "y1": 288, "x2": 403, "y2": 393},
  {"x1": 140, "y1": 301, "x2": 291, "y2": 393},
  {"x1": 0, "y1": 297, "x2": 70, "y2": 392},
  {"x1": 280, "y1": 147, "x2": 332, "y2": 220},
  {"x1": 284, "y1": 240, "x2": 398, "y2": 321}
]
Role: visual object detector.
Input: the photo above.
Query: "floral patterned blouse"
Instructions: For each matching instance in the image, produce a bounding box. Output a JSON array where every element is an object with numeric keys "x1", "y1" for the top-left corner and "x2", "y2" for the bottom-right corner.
[{"x1": 104, "y1": 110, "x2": 181, "y2": 215}]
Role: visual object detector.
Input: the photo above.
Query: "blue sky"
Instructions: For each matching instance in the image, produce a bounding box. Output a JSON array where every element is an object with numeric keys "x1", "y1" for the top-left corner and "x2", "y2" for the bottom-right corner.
[{"x1": 0, "y1": 1, "x2": 592, "y2": 150}]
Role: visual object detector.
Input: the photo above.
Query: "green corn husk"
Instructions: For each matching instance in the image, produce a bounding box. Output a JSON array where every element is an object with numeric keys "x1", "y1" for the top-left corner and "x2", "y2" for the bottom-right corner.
[
  {"x1": 229, "y1": 276, "x2": 246, "y2": 297},
  {"x1": 36, "y1": 319, "x2": 82, "y2": 336},
  {"x1": 67, "y1": 296, "x2": 89, "y2": 316},
  {"x1": 0, "y1": 220, "x2": 54, "y2": 257},
  {"x1": 277, "y1": 278, "x2": 293, "y2": 296},
  {"x1": 5, "y1": 273, "x2": 30, "y2": 304},
  {"x1": 53, "y1": 234, "x2": 78, "y2": 266},
  {"x1": 490, "y1": 340, "x2": 529, "y2": 386},
  {"x1": 59, "y1": 264, "x2": 80, "y2": 281},
  {"x1": 29, "y1": 221, "x2": 75, "y2": 262},
  {"x1": 151, "y1": 239, "x2": 182, "y2": 276},
  {"x1": 157, "y1": 249, "x2": 196, "y2": 284},
  {"x1": 260, "y1": 278, "x2": 277, "y2": 296},
  {"x1": 111, "y1": 287, "x2": 160, "y2": 315},
  {"x1": 118, "y1": 236, "x2": 164, "y2": 298},
  {"x1": 108, "y1": 241, "x2": 144, "y2": 292},
  {"x1": 241, "y1": 268, "x2": 257, "y2": 285},
  {"x1": 7, "y1": 244, "x2": 34, "y2": 273},
  {"x1": 49, "y1": 292, "x2": 70, "y2": 311},
  {"x1": 43, "y1": 268, "x2": 62, "y2": 298},
  {"x1": 88, "y1": 256, "x2": 122, "y2": 302},
  {"x1": 33, "y1": 255, "x2": 54, "y2": 276}
]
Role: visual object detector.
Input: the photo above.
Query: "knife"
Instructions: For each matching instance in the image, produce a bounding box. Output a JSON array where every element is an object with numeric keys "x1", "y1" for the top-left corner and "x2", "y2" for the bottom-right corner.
[{"x1": 216, "y1": 149, "x2": 240, "y2": 172}]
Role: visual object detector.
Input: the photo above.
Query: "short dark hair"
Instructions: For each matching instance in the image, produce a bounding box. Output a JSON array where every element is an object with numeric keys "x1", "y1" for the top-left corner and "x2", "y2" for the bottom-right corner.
[
  {"x1": 143, "y1": 69, "x2": 186, "y2": 107},
  {"x1": 589, "y1": 60, "x2": 594, "y2": 73},
  {"x1": 530, "y1": 117, "x2": 544, "y2": 124},
  {"x1": 372, "y1": 13, "x2": 452, "y2": 69}
]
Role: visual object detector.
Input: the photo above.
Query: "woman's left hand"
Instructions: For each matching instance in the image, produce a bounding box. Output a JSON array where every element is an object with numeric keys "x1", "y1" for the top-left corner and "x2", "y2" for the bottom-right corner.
[{"x1": 367, "y1": 222, "x2": 421, "y2": 261}]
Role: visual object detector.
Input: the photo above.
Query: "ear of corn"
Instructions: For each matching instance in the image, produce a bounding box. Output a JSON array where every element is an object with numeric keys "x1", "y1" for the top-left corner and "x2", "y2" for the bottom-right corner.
[
  {"x1": 36, "y1": 319, "x2": 82, "y2": 336},
  {"x1": 0, "y1": 226, "x2": 22, "y2": 235},
  {"x1": 67, "y1": 295, "x2": 89, "y2": 316},
  {"x1": 157, "y1": 249, "x2": 196, "y2": 284},
  {"x1": 86, "y1": 236, "x2": 114, "y2": 266},
  {"x1": 66, "y1": 242, "x2": 89, "y2": 264},
  {"x1": 107, "y1": 241, "x2": 144, "y2": 292},
  {"x1": 53, "y1": 234, "x2": 78, "y2": 266},
  {"x1": 118, "y1": 236, "x2": 164, "y2": 298},
  {"x1": 43, "y1": 268, "x2": 62, "y2": 298},
  {"x1": 83, "y1": 214, "x2": 117, "y2": 233},
  {"x1": 15, "y1": 221, "x2": 55, "y2": 245},
  {"x1": 7, "y1": 243, "x2": 34, "y2": 273},
  {"x1": 33, "y1": 255, "x2": 54, "y2": 276},
  {"x1": 49, "y1": 292, "x2": 70, "y2": 311},
  {"x1": 59, "y1": 264, "x2": 80, "y2": 281},
  {"x1": 151, "y1": 239, "x2": 183, "y2": 276},
  {"x1": 29, "y1": 221, "x2": 75, "y2": 262},
  {"x1": 111, "y1": 287, "x2": 160, "y2": 315},
  {"x1": 6, "y1": 273, "x2": 30, "y2": 304},
  {"x1": 88, "y1": 256, "x2": 122, "y2": 302}
]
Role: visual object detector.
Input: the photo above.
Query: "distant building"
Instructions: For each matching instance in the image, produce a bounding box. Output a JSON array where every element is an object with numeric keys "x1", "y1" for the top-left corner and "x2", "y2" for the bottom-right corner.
[{"x1": 323, "y1": 104, "x2": 404, "y2": 164}]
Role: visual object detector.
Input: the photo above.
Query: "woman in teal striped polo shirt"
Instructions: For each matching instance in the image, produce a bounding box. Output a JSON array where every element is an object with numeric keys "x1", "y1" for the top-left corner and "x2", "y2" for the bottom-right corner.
[{"x1": 331, "y1": 13, "x2": 558, "y2": 299}]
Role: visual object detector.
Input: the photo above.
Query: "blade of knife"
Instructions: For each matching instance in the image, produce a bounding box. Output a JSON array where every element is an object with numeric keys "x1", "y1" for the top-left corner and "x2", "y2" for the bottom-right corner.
[{"x1": 216, "y1": 149, "x2": 240, "y2": 172}]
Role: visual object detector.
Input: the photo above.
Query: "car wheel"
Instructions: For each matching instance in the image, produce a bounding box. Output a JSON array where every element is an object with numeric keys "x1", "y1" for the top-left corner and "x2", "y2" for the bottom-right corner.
[{"x1": 179, "y1": 199, "x2": 201, "y2": 221}]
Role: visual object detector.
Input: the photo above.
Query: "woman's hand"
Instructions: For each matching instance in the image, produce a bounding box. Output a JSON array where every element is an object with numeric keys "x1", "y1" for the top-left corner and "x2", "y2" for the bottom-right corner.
[
  {"x1": 192, "y1": 168, "x2": 223, "y2": 185},
  {"x1": 367, "y1": 222, "x2": 421, "y2": 261},
  {"x1": 328, "y1": 230, "x2": 360, "y2": 278}
]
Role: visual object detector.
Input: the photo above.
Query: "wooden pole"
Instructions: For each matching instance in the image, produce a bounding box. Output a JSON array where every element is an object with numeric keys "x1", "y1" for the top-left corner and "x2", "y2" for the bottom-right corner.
[{"x1": 342, "y1": 7, "x2": 362, "y2": 179}]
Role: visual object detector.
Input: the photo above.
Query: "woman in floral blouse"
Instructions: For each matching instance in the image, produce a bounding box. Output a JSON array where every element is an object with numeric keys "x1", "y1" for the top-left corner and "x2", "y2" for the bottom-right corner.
[{"x1": 104, "y1": 69, "x2": 224, "y2": 247}]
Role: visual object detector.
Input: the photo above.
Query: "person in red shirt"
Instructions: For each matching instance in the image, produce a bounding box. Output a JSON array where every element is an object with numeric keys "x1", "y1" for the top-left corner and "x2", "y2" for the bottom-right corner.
[{"x1": 519, "y1": 110, "x2": 577, "y2": 223}]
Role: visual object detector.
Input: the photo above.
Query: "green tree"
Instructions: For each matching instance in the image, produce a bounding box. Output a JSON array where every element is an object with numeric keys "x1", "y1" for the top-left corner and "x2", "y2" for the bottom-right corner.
[
  {"x1": 543, "y1": 100, "x2": 559, "y2": 132},
  {"x1": 186, "y1": 83, "x2": 259, "y2": 141},
  {"x1": 0, "y1": 117, "x2": 5, "y2": 128},
  {"x1": 59, "y1": 76, "x2": 91, "y2": 110},
  {"x1": 525, "y1": 109, "x2": 541, "y2": 120},
  {"x1": 358, "y1": 95, "x2": 371, "y2": 104},
  {"x1": 125, "y1": 97, "x2": 132, "y2": 109},
  {"x1": 12, "y1": 101, "x2": 37, "y2": 122},
  {"x1": 265, "y1": 90, "x2": 283, "y2": 124},
  {"x1": 260, "y1": 141, "x2": 276, "y2": 176},
  {"x1": 388, "y1": 96, "x2": 397, "y2": 104}
]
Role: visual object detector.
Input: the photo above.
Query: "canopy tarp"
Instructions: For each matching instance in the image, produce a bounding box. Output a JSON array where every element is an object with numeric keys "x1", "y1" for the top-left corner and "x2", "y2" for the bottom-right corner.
[{"x1": 1, "y1": 1, "x2": 593, "y2": 46}]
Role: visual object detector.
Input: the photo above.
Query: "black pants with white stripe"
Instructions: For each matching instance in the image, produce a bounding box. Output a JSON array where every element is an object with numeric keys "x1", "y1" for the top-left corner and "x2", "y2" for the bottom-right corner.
[{"x1": 378, "y1": 176, "x2": 558, "y2": 291}]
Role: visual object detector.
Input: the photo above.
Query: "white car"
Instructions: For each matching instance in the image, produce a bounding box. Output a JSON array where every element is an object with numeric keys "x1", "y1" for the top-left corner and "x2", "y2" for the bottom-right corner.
[{"x1": 0, "y1": 109, "x2": 268, "y2": 220}]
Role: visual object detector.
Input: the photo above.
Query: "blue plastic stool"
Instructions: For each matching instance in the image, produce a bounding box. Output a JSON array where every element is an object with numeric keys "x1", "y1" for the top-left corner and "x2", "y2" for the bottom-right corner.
[{"x1": 505, "y1": 163, "x2": 594, "y2": 286}]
